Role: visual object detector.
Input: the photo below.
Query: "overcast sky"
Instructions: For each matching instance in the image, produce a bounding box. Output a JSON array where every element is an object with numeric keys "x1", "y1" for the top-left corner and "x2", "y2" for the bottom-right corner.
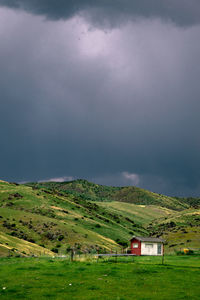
[{"x1": 0, "y1": 1, "x2": 200, "y2": 196}]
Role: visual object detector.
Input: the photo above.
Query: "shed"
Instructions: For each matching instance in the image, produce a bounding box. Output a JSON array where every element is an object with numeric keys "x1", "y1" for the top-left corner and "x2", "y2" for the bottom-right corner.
[{"x1": 130, "y1": 236, "x2": 165, "y2": 256}]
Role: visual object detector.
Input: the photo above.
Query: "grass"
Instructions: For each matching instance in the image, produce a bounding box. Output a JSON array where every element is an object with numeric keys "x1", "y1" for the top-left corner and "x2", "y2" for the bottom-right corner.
[
  {"x1": 0, "y1": 255, "x2": 199, "y2": 299},
  {"x1": 96, "y1": 201, "x2": 174, "y2": 225},
  {"x1": 0, "y1": 232, "x2": 54, "y2": 257}
]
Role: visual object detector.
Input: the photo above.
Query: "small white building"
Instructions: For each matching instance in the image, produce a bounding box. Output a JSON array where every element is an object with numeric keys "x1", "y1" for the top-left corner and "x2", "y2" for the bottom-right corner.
[{"x1": 130, "y1": 236, "x2": 165, "y2": 256}]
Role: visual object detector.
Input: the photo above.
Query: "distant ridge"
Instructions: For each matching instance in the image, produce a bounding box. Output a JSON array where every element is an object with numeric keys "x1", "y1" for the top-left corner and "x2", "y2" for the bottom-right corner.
[{"x1": 26, "y1": 179, "x2": 190, "y2": 211}]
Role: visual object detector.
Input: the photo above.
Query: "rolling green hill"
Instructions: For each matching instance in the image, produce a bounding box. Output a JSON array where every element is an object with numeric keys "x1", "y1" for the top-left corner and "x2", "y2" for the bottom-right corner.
[
  {"x1": 0, "y1": 180, "x2": 199, "y2": 257},
  {"x1": 146, "y1": 207, "x2": 200, "y2": 253},
  {"x1": 26, "y1": 179, "x2": 190, "y2": 210},
  {"x1": 0, "y1": 181, "x2": 147, "y2": 256}
]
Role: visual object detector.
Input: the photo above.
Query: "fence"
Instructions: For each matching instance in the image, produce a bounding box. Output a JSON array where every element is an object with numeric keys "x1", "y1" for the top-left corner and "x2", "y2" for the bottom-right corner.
[{"x1": 67, "y1": 249, "x2": 167, "y2": 264}]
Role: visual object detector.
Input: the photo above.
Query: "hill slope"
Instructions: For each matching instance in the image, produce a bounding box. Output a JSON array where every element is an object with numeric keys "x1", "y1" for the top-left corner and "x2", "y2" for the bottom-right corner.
[
  {"x1": 26, "y1": 179, "x2": 190, "y2": 210},
  {"x1": 0, "y1": 181, "x2": 149, "y2": 256},
  {"x1": 0, "y1": 180, "x2": 199, "y2": 256},
  {"x1": 147, "y1": 207, "x2": 200, "y2": 253}
]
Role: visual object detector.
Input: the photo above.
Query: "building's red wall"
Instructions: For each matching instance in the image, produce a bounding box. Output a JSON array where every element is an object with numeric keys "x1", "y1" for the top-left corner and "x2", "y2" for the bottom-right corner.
[{"x1": 130, "y1": 238, "x2": 141, "y2": 256}]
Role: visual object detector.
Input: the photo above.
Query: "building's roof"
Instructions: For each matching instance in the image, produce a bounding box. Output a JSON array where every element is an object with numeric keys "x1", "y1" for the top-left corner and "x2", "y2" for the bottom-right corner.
[{"x1": 130, "y1": 236, "x2": 165, "y2": 243}]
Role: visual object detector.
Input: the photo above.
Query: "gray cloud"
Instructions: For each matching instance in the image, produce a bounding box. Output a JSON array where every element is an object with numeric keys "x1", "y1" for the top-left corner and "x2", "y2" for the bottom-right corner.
[
  {"x1": 38, "y1": 176, "x2": 74, "y2": 183},
  {"x1": 0, "y1": 0, "x2": 200, "y2": 26},
  {"x1": 0, "y1": 8, "x2": 200, "y2": 196}
]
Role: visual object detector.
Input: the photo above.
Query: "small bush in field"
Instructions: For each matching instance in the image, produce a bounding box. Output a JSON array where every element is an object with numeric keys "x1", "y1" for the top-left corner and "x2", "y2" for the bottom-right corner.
[
  {"x1": 51, "y1": 247, "x2": 59, "y2": 253},
  {"x1": 95, "y1": 224, "x2": 101, "y2": 228},
  {"x1": 186, "y1": 249, "x2": 194, "y2": 255},
  {"x1": 58, "y1": 235, "x2": 64, "y2": 241}
]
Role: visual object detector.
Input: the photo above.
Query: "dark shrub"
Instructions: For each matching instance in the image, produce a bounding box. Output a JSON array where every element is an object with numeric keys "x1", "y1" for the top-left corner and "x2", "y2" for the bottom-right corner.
[
  {"x1": 51, "y1": 248, "x2": 59, "y2": 253},
  {"x1": 95, "y1": 224, "x2": 101, "y2": 228},
  {"x1": 28, "y1": 238, "x2": 35, "y2": 243},
  {"x1": 116, "y1": 239, "x2": 128, "y2": 248},
  {"x1": 13, "y1": 193, "x2": 23, "y2": 198},
  {"x1": 186, "y1": 249, "x2": 194, "y2": 255},
  {"x1": 66, "y1": 246, "x2": 71, "y2": 253},
  {"x1": 58, "y1": 235, "x2": 64, "y2": 241}
]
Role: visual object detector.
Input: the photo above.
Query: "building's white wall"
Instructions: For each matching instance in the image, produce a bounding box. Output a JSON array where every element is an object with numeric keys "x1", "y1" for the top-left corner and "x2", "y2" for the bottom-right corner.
[{"x1": 141, "y1": 242, "x2": 163, "y2": 255}]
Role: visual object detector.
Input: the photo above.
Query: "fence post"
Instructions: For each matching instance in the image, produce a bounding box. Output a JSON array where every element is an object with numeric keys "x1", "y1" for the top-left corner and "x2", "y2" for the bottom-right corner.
[
  {"x1": 162, "y1": 244, "x2": 165, "y2": 265},
  {"x1": 115, "y1": 250, "x2": 117, "y2": 263},
  {"x1": 162, "y1": 253, "x2": 164, "y2": 265},
  {"x1": 71, "y1": 249, "x2": 74, "y2": 262}
]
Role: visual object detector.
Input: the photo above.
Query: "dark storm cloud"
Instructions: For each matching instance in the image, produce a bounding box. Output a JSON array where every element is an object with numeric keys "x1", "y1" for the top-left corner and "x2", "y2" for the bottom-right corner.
[
  {"x1": 0, "y1": 8, "x2": 200, "y2": 196},
  {"x1": 0, "y1": 0, "x2": 200, "y2": 26}
]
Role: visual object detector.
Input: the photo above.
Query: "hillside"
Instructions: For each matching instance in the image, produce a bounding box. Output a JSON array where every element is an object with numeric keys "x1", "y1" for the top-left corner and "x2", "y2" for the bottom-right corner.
[
  {"x1": 147, "y1": 207, "x2": 200, "y2": 253},
  {"x1": 0, "y1": 180, "x2": 199, "y2": 257},
  {"x1": 26, "y1": 179, "x2": 190, "y2": 210},
  {"x1": 0, "y1": 181, "x2": 148, "y2": 257}
]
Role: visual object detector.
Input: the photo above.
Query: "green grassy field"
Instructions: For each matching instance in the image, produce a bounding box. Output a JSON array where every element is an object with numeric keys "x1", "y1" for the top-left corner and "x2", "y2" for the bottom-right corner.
[{"x1": 0, "y1": 255, "x2": 199, "y2": 300}]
